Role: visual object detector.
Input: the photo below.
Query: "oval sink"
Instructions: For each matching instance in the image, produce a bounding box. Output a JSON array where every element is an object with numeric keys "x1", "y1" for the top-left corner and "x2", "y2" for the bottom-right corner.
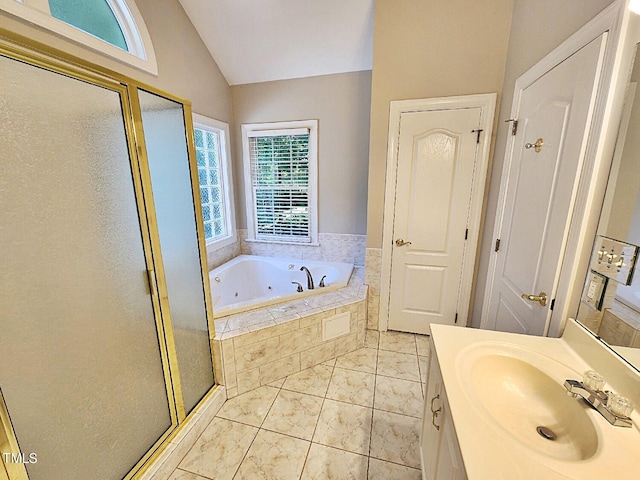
[{"x1": 466, "y1": 353, "x2": 599, "y2": 461}]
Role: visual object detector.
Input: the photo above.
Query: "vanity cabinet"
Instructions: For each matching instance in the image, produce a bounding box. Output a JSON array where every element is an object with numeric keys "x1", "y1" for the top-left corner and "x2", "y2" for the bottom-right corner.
[{"x1": 420, "y1": 344, "x2": 467, "y2": 480}]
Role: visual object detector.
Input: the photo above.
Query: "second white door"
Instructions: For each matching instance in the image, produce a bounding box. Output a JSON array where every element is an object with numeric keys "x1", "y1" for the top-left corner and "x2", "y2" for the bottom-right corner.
[{"x1": 483, "y1": 35, "x2": 606, "y2": 335}]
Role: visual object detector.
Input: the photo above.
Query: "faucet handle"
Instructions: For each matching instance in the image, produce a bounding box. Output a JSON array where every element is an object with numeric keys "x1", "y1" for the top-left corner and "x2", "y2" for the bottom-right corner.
[
  {"x1": 607, "y1": 393, "x2": 634, "y2": 418},
  {"x1": 583, "y1": 370, "x2": 606, "y2": 391}
]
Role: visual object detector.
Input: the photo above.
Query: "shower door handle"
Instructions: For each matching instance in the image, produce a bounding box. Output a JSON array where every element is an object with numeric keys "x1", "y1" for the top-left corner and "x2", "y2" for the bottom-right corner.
[{"x1": 146, "y1": 269, "x2": 158, "y2": 297}]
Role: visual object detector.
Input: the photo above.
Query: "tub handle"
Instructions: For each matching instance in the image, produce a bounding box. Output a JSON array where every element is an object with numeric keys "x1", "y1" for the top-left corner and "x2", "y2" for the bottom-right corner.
[
  {"x1": 292, "y1": 281, "x2": 304, "y2": 292},
  {"x1": 319, "y1": 275, "x2": 327, "y2": 287}
]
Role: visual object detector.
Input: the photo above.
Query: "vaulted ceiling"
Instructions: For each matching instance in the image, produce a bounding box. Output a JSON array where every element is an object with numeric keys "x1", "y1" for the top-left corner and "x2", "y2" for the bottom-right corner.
[{"x1": 178, "y1": 0, "x2": 375, "y2": 86}]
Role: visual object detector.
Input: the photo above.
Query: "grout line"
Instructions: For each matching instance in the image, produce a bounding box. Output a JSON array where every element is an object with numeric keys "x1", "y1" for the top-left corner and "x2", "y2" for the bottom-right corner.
[
  {"x1": 368, "y1": 341, "x2": 380, "y2": 460},
  {"x1": 298, "y1": 357, "x2": 336, "y2": 479},
  {"x1": 227, "y1": 386, "x2": 280, "y2": 479}
]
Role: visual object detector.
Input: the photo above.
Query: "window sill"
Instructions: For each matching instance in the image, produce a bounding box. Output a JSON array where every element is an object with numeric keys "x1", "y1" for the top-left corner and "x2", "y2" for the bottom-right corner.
[
  {"x1": 206, "y1": 234, "x2": 238, "y2": 252},
  {"x1": 244, "y1": 238, "x2": 320, "y2": 247}
]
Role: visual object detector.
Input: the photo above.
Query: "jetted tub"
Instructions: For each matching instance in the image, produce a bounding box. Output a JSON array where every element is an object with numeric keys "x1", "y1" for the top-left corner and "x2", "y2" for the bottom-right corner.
[{"x1": 209, "y1": 254, "x2": 354, "y2": 317}]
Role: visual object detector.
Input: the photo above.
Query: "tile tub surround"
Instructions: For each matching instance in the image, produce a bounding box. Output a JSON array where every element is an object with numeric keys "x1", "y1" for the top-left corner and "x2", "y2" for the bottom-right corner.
[
  {"x1": 154, "y1": 330, "x2": 428, "y2": 480},
  {"x1": 212, "y1": 268, "x2": 368, "y2": 398},
  {"x1": 365, "y1": 248, "x2": 382, "y2": 330},
  {"x1": 238, "y1": 229, "x2": 366, "y2": 266},
  {"x1": 206, "y1": 236, "x2": 241, "y2": 271}
]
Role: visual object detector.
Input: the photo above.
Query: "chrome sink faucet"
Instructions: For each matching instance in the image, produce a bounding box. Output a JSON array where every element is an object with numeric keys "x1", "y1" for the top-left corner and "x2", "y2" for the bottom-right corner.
[
  {"x1": 300, "y1": 266, "x2": 314, "y2": 290},
  {"x1": 564, "y1": 371, "x2": 633, "y2": 427}
]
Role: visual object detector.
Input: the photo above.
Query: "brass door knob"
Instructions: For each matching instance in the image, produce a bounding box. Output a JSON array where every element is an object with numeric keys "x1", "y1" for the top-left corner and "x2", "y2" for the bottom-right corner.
[
  {"x1": 525, "y1": 137, "x2": 544, "y2": 153},
  {"x1": 395, "y1": 238, "x2": 412, "y2": 247},
  {"x1": 521, "y1": 291, "x2": 548, "y2": 307}
]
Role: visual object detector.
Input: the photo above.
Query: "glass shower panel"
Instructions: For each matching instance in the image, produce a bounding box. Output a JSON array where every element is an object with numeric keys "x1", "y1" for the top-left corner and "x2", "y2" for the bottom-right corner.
[
  {"x1": 0, "y1": 55, "x2": 172, "y2": 479},
  {"x1": 138, "y1": 90, "x2": 215, "y2": 414}
]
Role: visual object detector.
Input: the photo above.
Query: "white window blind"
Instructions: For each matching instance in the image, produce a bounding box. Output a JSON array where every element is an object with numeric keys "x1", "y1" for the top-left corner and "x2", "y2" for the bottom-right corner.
[{"x1": 248, "y1": 130, "x2": 311, "y2": 242}]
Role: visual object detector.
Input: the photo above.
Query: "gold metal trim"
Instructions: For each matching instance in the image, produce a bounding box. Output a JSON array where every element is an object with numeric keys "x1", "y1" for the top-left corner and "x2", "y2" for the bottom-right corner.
[
  {"x1": 127, "y1": 85, "x2": 187, "y2": 423},
  {"x1": 182, "y1": 102, "x2": 219, "y2": 343},
  {"x1": 0, "y1": 390, "x2": 28, "y2": 480}
]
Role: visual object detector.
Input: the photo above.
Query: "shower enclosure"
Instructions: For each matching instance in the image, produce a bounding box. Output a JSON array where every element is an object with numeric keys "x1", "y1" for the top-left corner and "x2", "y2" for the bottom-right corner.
[{"x1": 0, "y1": 35, "x2": 216, "y2": 480}]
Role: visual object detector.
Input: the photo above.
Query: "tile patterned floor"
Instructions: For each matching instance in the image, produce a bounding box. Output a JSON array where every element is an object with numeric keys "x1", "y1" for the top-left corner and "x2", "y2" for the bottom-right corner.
[{"x1": 166, "y1": 330, "x2": 430, "y2": 480}]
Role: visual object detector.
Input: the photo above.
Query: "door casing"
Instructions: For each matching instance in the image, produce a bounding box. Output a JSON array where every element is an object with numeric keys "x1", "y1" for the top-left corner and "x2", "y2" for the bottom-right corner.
[{"x1": 379, "y1": 94, "x2": 497, "y2": 331}]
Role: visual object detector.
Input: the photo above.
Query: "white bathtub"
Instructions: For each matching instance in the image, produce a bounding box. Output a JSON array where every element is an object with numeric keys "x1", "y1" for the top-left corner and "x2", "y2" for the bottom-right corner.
[{"x1": 209, "y1": 255, "x2": 354, "y2": 317}]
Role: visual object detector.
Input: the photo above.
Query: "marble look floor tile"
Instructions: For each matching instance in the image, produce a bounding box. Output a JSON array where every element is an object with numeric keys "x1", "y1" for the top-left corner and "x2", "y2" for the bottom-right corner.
[
  {"x1": 418, "y1": 356, "x2": 429, "y2": 385},
  {"x1": 216, "y1": 385, "x2": 279, "y2": 427},
  {"x1": 178, "y1": 417, "x2": 257, "y2": 480},
  {"x1": 282, "y1": 364, "x2": 334, "y2": 397},
  {"x1": 367, "y1": 458, "x2": 421, "y2": 480},
  {"x1": 364, "y1": 330, "x2": 379, "y2": 348},
  {"x1": 262, "y1": 389, "x2": 323, "y2": 440},
  {"x1": 268, "y1": 377, "x2": 286, "y2": 388},
  {"x1": 168, "y1": 469, "x2": 211, "y2": 480},
  {"x1": 415, "y1": 334, "x2": 430, "y2": 357},
  {"x1": 300, "y1": 443, "x2": 368, "y2": 480},
  {"x1": 378, "y1": 331, "x2": 417, "y2": 355},
  {"x1": 234, "y1": 429, "x2": 310, "y2": 480},
  {"x1": 313, "y1": 398, "x2": 373, "y2": 455},
  {"x1": 376, "y1": 350, "x2": 420, "y2": 382},
  {"x1": 321, "y1": 357, "x2": 337, "y2": 367},
  {"x1": 335, "y1": 347, "x2": 378, "y2": 374},
  {"x1": 369, "y1": 410, "x2": 421, "y2": 469},
  {"x1": 326, "y1": 367, "x2": 375, "y2": 407},
  {"x1": 374, "y1": 376, "x2": 423, "y2": 418}
]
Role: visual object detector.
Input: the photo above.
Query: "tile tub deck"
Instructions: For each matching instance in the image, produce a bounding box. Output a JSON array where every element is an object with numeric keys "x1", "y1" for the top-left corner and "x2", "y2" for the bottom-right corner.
[{"x1": 212, "y1": 267, "x2": 368, "y2": 398}]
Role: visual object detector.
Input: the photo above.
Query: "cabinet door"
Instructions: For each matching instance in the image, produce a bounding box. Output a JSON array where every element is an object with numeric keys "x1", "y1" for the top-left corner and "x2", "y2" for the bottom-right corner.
[
  {"x1": 421, "y1": 347, "x2": 467, "y2": 480},
  {"x1": 421, "y1": 354, "x2": 444, "y2": 479},
  {"x1": 435, "y1": 390, "x2": 467, "y2": 480}
]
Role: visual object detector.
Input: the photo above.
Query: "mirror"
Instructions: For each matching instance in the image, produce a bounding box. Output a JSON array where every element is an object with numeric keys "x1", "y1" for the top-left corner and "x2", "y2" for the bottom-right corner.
[{"x1": 576, "y1": 42, "x2": 640, "y2": 371}]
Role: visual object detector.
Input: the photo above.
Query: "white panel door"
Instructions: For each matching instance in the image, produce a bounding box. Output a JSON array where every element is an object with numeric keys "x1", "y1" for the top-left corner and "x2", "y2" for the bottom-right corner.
[
  {"x1": 388, "y1": 107, "x2": 482, "y2": 334},
  {"x1": 485, "y1": 35, "x2": 606, "y2": 336}
]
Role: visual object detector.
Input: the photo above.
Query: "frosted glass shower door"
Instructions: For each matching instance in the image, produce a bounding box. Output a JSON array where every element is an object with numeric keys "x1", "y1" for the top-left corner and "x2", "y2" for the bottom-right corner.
[
  {"x1": 0, "y1": 55, "x2": 173, "y2": 478},
  {"x1": 137, "y1": 90, "x2": 215, "y2": 415}
]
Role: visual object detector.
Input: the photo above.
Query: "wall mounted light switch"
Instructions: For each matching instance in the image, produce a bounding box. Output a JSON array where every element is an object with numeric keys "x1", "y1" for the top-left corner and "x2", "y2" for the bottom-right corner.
[{"x1": 590, "y1": 235, "x2": 639, "y2": 285}]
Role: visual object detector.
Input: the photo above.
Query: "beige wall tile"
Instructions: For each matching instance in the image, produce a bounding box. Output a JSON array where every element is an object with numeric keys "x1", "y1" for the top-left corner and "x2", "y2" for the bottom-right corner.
[
  {"x1": 260, "y1": 353, "x2": 301, "y2": 385},
  {"x1": 237, "y1": 367, "x2": 260, "y2": 394},
  {"x1": 301, "y1": 340, "x2": 335, "y2": 370},
  {"x1": 235, "y1": 336, "x2": 280, "y2": 371}
]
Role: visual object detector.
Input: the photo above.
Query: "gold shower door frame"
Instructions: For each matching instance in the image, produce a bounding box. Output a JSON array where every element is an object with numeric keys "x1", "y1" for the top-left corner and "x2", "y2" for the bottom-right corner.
[{"x1": 0, "y1": 31, "x2": 218, "y2": 480}]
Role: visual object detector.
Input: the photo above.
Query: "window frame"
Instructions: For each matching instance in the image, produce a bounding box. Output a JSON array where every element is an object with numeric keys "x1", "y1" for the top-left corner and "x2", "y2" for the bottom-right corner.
[
  {"x1": 0, "y1": 0, "x2": 157, "y2": 75},
  {"x1": 193, "y1": 113, "x2": 237, "y2": 251},
  {"x1": 241, "y1": 119, "x2": 319, "y2": 245},
  {"x1": 192, "y1": 113, "x2": 238, "y2": 253}
]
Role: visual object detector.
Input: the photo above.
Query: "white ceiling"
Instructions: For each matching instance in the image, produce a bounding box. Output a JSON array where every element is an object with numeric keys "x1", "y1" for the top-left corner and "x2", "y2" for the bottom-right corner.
[{"x1": 178, "y1": 0, "x2": 375, "y2": 86}]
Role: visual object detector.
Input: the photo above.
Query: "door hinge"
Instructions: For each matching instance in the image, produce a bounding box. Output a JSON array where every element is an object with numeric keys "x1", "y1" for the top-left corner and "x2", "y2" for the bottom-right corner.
[
  {"x1": 495, "y1": 239, "x2": 501, "y2": 252},
  {"x1": 505, "y1": 119, "x2": 518, "y2": 136},
  {"x1": 454, "y1": 312, "x2": 458, "y2": 324},
  {"x1": 550, "y1": 298, "x2": 556, "y2": 311},
  {"x1": 471, "y1": 129, "x2": 483, "y2": 144},
  {"x1": 465, "y1": 228, "x2": 468, "y2": 240}
]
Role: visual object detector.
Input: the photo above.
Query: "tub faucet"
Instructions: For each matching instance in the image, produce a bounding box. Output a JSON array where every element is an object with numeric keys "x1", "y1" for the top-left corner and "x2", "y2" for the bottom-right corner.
[{"x1": 300, "y1": 266, "x2": 314, "y2": 290}]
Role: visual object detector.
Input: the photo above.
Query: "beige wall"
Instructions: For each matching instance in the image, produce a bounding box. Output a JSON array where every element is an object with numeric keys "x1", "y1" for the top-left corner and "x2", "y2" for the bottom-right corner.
[
  {"x1": 366, "y1": 0, "x2": 514, "y2": 248},
  {"x1": 470, "y1": 0, "x2": 615, "y2": 327},
  {"x1": 0, "y1": 0, "x2": 231, "y2": 122},
  {"x1": 231, "y1": 71, "x2": 372, "y2": 235}
]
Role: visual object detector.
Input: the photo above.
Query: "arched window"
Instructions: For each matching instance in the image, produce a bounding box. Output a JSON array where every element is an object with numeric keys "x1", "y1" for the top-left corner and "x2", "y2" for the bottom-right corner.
[{"x1": 0, "y1": 0, "x2": 157, "y2": 74}]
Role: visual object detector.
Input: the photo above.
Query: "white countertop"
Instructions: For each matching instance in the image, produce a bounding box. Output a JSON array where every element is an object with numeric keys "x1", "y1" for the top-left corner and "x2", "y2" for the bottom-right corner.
[{"x1": 430, "y1": 322, "x2": 640, "y2": 479}]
